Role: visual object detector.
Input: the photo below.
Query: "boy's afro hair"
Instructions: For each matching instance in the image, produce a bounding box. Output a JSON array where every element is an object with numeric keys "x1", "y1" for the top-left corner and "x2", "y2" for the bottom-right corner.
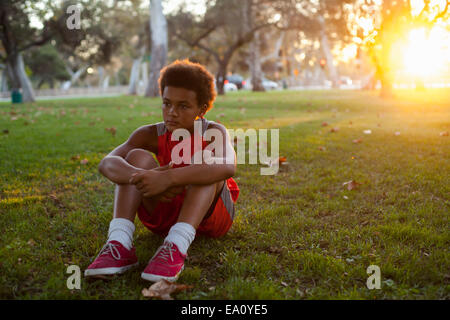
[{"x1": 158, "y1": 59, "x2": 217, "y2": 113}]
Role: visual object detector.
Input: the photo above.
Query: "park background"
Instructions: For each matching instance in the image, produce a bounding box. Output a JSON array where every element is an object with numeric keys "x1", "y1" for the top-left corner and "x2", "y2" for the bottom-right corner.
[{"x1": 0, "y1": 0, "x2": 449, "y2": 299}]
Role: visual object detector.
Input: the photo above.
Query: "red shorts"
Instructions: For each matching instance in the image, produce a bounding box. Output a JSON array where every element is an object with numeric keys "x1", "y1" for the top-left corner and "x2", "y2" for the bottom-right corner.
[{"x1": 137, "y1": 178, "x2": 239, "y2": 238}]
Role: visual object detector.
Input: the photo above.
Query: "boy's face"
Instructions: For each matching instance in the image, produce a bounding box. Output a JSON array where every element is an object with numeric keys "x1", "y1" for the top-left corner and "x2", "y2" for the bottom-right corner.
[{"x1": 162, "y1": 86, "x2": 205, "y2": 132}]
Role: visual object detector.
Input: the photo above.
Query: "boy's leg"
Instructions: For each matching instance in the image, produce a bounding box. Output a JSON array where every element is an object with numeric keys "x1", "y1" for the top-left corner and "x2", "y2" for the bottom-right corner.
[
  {"x1": 107, "y1": 149, "x2": 161, "y2": 249},
  {"x1": 113, "y1": 148, "x2": 160, "y2": 222},
  {"x1": 141, "y1": 180, "x2": 224, "y2": 282},
  {"x1": 177, "y1": 180, "x2": 225, "y2": 229},
  {"x1": 85, "y1": 148, "x2": 160, "y2": 278}
]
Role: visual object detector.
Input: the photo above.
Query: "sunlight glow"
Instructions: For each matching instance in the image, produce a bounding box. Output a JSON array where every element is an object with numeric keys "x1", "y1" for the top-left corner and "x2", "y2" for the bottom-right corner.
[{"x1": 402, "y1": 27, "x2": 449, "y2": 76}]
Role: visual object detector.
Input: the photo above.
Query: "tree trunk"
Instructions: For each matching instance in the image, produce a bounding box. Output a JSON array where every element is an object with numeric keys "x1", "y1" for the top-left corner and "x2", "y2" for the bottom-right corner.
[
  {"x1": 62, "y1": 66, "x2": 86, "y2": 90},
  {"x1": 98, "y1": 66, "x2": 104, "y2": 88},
  {"x1": 216, "y1": 63, "x2": 227, "y2": 95},
  {"x1": 102, "y1": 75, "x2": 110, "y2": 90},
  {"x1": 318, "y1": 17, "x2": 339, "y2": 88},
  {"x1": 128, "y1": 57, "x2": 141, "y2": 95},
  {"x1": 249, "y1": 31, "x2": 265, "y2": 92},
  {"x1": 145, "y1": 0, "x2": 168, "y2": 97},
  {"x1": 0, "y1": 68, "x2": 8, "y2": 92},
  {"x1": 6, "y1": 53, "x2": 35, "y2": 102}
]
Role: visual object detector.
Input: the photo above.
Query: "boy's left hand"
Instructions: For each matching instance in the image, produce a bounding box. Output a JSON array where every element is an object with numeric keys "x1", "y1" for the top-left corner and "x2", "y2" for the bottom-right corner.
[{"x1": 129, "y1": 168, "x2": 172, "y2": 198}]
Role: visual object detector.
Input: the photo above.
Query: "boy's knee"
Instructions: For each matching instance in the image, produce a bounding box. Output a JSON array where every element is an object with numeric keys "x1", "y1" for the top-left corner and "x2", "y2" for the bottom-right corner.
[{"x1": 125, "y1": 148, "x2": 158, "y2": 169}]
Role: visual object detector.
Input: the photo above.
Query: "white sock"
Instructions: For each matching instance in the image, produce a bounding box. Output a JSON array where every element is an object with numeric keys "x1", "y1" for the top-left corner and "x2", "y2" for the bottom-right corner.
[
  {"x1": 107, "y1": 218, "x2": 135, "y2": 250},
  {"x1": 164, "y1": 222, "x2": 196, "y2": 255}
]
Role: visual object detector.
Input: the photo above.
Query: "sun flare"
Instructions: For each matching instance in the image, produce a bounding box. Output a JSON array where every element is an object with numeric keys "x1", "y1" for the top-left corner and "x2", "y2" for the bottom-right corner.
[{"x1": 402, "y1": 27, "x2": 450, "y2": 77}]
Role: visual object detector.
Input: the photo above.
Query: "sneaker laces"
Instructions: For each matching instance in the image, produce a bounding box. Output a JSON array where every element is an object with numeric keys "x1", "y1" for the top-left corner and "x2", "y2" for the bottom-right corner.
[
  {"x1": 153, "y1": 242, "x2": 176, "y2": 263},
  {"x1": 96, "y1": 242, "x2": 121, "y2": 260}
]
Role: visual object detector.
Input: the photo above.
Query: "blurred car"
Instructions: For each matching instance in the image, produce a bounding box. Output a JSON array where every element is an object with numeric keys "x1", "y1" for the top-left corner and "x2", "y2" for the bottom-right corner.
[
  {"x1": 243, "y1": 77, "x2": 279, "y2": 90},
  {"x1": 213, "y1": 79, "x2": 238, "y2": 92},
  {"x1": 262, "y1": 78, "x2": 279, "y2": 90},
  {"x1": 226, "y1": 74, "x2": 245, "y2": 89},
  {"x1": 224, "y1": 82, "x2": 238, "y2": 92}
]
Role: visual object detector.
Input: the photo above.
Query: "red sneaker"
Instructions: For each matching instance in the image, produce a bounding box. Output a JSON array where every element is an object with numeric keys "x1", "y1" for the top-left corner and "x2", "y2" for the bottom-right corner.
[
  {"x1": 84, "y1": 240, "x2": 138, "y2": 278},
  {"x1": 141, "y1": 241, "x2": 186, "y2": 282}
]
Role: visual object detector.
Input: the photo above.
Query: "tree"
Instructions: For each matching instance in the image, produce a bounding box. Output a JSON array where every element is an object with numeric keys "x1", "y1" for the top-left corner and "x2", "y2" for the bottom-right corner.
[
  {"x1": 0, "y1": 0, "x2": 121, "y2": 100},
  {"x1": 145, "y1": 0, "x2": 168, "y2": 97},
  {"x1": 25, "y1": 44, "x2": 70, "y2": 89},
  {"x1": 357, "y1": 0, "x2": 449, "y2": 98},
  {"x1": 169, "y1": 0, "x2": 271, "y2": 95}
]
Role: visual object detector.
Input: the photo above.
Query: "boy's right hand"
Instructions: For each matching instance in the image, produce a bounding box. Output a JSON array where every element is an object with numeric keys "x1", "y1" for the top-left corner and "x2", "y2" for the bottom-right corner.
[{"x1": 152, "y1": 162, "x2": 185, "y2": 202}]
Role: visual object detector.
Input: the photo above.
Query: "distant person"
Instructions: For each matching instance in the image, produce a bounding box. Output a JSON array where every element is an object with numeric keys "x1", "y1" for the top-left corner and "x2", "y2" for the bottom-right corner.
[{"x1": 84, "y1": 59, "x2": 239, "y2": 282}]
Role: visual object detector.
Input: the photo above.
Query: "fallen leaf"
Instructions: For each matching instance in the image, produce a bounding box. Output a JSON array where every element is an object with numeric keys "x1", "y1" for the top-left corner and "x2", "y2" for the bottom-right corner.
[
  {"x1": 330, "y1": 127, "x2": 339, "y2": 133},
  {"x1": 141, "y1": 279, "x2": 193, "y2": 300},
  {"x1": 440, "y1": 131, "x2": 449, "y2": 136},
  {"x1": 105, "y1": 127, "x2": 117, "y2": 137},
  {"x1": 342, "y1": 180, "x2": 361, "y2": 191},
  {"x1": 318, "y1": 146, "x2": 325, "y2": 151},
  {"x1": 80, "y1": 158, "x2": 89, "y2": 165},
  {"x1": 71, "y1": 155, "x2": 80, "y2": 161},
  {"x1": 268, "y1": 246, "x2": 283, "y2": 254},
  {"x1": 352, "y1": 138, "x2": 362, "y2": 144},
  {"x1": 3, "y1": 129, "x2": 9, "y2": 134},
  {"x1": 27, "y1": 239, "x2": 36, "y2": 247},
  {"x1": 321, "y1": 122, "x2": 328, "y2": 127},
  {"x1": 279, "y1": 156, "x2": 287, "y2": 164}
]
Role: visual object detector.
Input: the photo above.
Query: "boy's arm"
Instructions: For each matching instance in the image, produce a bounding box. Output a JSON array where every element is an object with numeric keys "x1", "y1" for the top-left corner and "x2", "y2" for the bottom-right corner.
[
  {"x1": 129, "y1": 123, "x2": 236, "y2": 198},
  {"x1": 98, "y1": 125, "x2": 158, "y2": 184}
]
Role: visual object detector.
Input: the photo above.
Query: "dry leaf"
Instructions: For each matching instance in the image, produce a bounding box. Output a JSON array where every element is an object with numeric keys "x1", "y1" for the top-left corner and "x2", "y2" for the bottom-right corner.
[
  {"x1": 141, "y1": 279, "x2": 193, "y2": 300},
  {"x1": 318, "y1": 146, "x2": 325, "y2": 151},
  {"x1": 279, "y1": 156, "x2": 287, "y2": 164},
  {"x1": 440, "y1": 131, "x2": 449, "y2": 136},
  {"x1": 330, "y1": 127, "x2": 340, "y2": 133},
  {"x1": 71, "y1": 154, "x2": 80, "y2": 161},
  {"x1": 342, "y1": 180, "x2": 361, "y2": 190},
  {"x1": 321, "y1": 122, "x2": 328, "y2": 127},
  {"x1": 352, "y1": 138, "x2": 362, "y2": 144},
  {"x1": 80, "y1": 158, "x2": 89, "y2": 165},
  {"x1": 105, "y1": 127, "x2": 117, "y2": 137}
]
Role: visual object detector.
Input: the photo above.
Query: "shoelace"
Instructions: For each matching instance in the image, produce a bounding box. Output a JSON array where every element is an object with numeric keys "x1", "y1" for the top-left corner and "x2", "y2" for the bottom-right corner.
[
  {"x1": 96, "y1": 242, "x2": 121, "y2": 261},
  {"x1": 153, "y1": 242, "x2": 176, "y2": 263}
]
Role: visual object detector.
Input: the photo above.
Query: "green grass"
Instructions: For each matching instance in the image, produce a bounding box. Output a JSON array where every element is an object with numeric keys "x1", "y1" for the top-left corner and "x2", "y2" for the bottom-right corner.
[{"x1": 0, "y1": 88, "x2": 449, "y2": 299}]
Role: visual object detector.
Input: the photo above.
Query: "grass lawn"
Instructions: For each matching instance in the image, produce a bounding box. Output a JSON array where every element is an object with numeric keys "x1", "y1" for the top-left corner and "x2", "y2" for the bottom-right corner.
[{"x1": 0, "y1": 88, "x2": 449, "y2": 299}]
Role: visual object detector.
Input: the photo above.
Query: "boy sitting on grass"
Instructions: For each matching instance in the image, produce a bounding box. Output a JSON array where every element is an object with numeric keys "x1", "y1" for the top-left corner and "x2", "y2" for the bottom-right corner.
[{"x1": 84, "y1": 59, "x2": 239, "y2": 282}]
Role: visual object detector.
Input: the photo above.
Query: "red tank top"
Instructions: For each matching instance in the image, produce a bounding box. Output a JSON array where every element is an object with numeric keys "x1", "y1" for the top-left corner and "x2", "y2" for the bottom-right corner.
[{"x1": 155, "y1": 118, "x2": 239, "y2": 202}]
